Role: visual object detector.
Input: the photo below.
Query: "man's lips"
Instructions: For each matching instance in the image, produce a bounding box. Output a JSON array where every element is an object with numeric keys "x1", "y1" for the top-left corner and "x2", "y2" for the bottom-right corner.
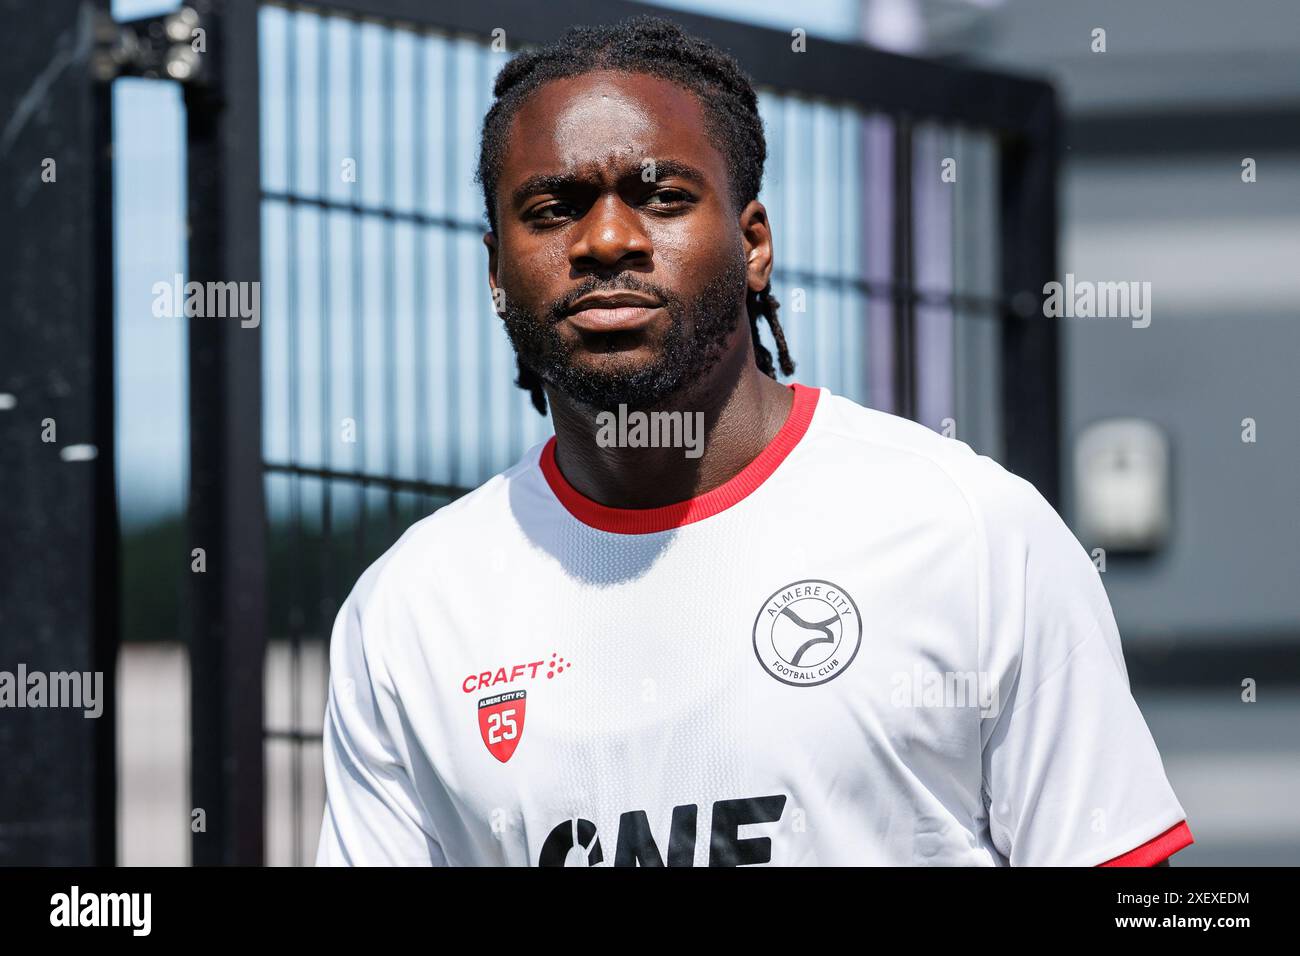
[{"x1": 565, "y1": 304, "x2": 664, "y2": 333}]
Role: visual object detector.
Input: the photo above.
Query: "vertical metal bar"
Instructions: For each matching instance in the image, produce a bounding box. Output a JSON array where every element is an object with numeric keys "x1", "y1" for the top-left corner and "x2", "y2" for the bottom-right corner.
[
  {"x1": 443, "y1": 37, "x2": 461, "y2": 486},
  {"x1": 863, "y1": 114, "x2": 894, "y2": 414},
  {"x1": 477, "y1": 45, "x2": 493, "y2": 479},
  {"x1": 282, "y1": 6, "x2": 303, "y2": 869},
  {"x1": 891, "y1": 113, "x2": 916, "y2": 422},
  {"x1": 834, "y1": 106, "x2": 848, "y2": 395},
  {"x1": 799, "y1": 98, "x2": 816, "y2": 373},
  {"x1": 290, "y1": 7, "x2": 311, "y2": 867},
  {"x1": 316, "y1": 10, "x2": 335, "y2": 865},
  {"x1": 383, "y1": 25, "x2": 398, "y2": 538},
  {"x1": 91, "y1": 65, "x2": 120, "y2": 870},
  {"x1": 999, "y1": 88, "x2": 1061, "y2": 507},
  {"x1": 350, "y1": 20, "x2": 367, "y2": 572},
  {"x1": 187, "y1": 0, "x2": 266, "y2": 866},
  {"x1": 414, "y1": 33, "x2": 430, "y2": 481},
  {"x1": 777, "y1": 95, "x2": 794, "y2": 362}
]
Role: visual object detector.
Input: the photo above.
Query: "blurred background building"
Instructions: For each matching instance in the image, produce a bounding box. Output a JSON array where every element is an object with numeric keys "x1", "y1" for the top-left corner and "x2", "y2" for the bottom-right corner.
[{"x1": 3, "y1": 0, "x2": 1296, "y2": 865}]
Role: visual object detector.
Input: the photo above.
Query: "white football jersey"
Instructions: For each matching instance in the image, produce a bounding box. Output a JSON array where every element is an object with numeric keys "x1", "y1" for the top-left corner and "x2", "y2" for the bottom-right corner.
[{"x1": 316, "y1": 383, "x2": 1193, "y2": 866}]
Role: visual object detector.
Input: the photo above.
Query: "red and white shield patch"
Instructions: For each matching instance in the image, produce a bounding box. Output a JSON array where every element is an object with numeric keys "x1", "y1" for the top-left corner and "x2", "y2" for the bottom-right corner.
[{"x1": 478, "y1": 690, "x2": 526, "y2": 763}]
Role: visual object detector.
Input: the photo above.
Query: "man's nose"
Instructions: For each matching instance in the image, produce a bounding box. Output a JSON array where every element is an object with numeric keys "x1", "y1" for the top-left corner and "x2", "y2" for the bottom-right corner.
[{"x1": 568, "y1": 195, "x2": 653, "y2": 271}]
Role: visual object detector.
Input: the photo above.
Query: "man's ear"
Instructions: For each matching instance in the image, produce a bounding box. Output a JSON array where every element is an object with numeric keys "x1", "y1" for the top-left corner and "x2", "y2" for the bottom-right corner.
[
  {"x1": 484, "y1": 230, "x2": 499, "y2": 289},
  {"x1": 739, "y1": 199, "x2": 773, "y2": 295},
  {"x1": 484, "y1": 231, "x2": 504, "y2": 317}
]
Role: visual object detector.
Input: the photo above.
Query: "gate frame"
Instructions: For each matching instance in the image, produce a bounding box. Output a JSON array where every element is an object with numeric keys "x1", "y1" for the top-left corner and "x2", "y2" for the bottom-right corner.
[
  {"x1": 183, "y1": 0, "x2": 267, "y2": 866},
  {"x1": 0, "y1": 0, "x2": 119, "y2": 866}
]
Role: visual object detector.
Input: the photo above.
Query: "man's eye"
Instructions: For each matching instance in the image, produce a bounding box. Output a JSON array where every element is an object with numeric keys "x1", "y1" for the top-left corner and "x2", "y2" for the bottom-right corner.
[
  {"x1": 531, "y1": 202, "x2": 576, "y2": 221},
  {"x1": 645, "y1": 188, "x2": 689, "y2": 206}
]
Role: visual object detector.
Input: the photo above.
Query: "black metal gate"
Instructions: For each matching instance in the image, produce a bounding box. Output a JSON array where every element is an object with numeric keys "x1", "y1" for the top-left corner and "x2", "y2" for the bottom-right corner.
[{"x1": 181, "y1": 0, "x2": 1058, "y2": 864}]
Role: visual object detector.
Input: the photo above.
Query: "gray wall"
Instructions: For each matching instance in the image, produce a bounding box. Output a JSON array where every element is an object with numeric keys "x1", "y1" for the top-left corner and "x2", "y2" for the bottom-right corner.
[
  {"x1": 931, "y1": 0, "x2": 1300, "y2": 646},
  {"x1": 1059, "y1": 153, "x2": 1300, "y2": 643}
]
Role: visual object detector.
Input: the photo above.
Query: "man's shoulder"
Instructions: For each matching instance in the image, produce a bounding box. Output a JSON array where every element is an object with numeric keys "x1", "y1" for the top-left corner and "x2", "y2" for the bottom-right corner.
[
  {"x1": 811, "y1": 388, "x2": 1053, "y2": 535},
  {"x1": 342, "y1": 440, "x2": 549, "y2": 616},
  {"x1": 814, "y1": 389, "x2": 1104, "y2": 648}
]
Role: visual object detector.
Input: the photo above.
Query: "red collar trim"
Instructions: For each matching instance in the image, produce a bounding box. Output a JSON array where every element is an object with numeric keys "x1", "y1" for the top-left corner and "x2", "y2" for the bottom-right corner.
[{"x1": 539, "y1": 383, "x2": 820, "y2": 535}]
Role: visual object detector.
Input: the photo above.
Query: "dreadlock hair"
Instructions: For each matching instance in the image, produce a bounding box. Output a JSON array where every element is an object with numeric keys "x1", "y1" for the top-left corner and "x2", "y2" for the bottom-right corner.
[{"x1": 474, "y1": 14, "x2": 795, "y2": 416}]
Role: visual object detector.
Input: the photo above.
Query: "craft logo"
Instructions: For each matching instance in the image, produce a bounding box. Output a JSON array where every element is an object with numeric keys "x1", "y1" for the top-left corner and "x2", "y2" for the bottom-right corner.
[
  {"x1": 479, "y1": 690, "x2": 526, "y2": 763},
  {"x1": 462, "y1": 652, "x2": 572, "y2": 693},
  {"x1": 753, "y1": 579, "x2": 862, "y2": 686}
]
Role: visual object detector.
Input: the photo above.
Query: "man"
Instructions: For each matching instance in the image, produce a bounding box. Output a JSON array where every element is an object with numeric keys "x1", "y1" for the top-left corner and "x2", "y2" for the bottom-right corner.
[{"x1": 316, "y1": 15, "x2": 1192, "y2": 867}]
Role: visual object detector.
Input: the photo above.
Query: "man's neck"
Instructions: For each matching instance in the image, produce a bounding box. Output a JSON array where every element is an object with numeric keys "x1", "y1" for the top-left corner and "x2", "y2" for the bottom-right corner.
[{"x1": 547, "y1": 337, "x2": 795, "y2": 510}]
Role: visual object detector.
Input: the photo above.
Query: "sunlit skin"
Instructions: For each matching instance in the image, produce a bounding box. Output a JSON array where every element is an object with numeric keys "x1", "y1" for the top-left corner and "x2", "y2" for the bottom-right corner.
[{"x1": 484, "y1": 70, "x2": 793, "y2": 509}]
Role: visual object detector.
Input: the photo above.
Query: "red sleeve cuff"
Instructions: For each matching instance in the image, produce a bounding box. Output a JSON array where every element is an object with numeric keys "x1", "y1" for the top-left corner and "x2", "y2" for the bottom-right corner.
[{"x1": 1097, "y1": 820, "x2": 1194, "y2": 866}]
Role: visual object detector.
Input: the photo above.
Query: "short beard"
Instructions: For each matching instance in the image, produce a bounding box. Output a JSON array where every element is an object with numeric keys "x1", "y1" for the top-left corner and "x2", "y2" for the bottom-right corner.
[{"x1": 498, "y1": 246, "x2": 749, "y2": 412}]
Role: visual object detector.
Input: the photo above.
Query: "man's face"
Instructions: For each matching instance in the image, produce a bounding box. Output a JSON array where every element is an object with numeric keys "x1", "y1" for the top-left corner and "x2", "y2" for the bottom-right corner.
[{"x1": 487, "y1": 70, "x2": 753, "y2": 411}]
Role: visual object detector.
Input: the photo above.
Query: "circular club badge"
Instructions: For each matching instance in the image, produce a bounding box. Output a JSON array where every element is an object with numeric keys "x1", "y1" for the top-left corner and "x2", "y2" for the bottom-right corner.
[{"x1": 752, "y1": 579, "x2": 862, "y2": 686}]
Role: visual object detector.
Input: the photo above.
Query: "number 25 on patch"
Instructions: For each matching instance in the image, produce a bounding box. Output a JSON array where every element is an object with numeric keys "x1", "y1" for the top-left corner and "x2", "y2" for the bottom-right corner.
[{"x1": 478, "y1": 690, "x2": 527, "y2": 763}]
